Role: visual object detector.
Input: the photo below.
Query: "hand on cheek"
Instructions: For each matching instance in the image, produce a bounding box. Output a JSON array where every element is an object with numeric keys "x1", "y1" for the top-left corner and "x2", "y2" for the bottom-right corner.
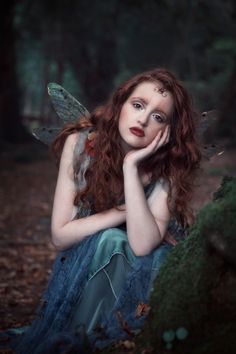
[
  {"x1": 150, "y1": 125, "x2": 170, "y2": 150},
  {"x1": 160, "y1": 125, "x2": 170, "y2": 144},
  {"x1": 123, "y1": 125, "x2": 170, "y2": 168}
]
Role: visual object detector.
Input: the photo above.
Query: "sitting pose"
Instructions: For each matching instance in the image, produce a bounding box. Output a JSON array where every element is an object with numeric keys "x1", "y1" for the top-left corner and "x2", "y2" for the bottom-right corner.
[{"x1": 8, "y1": 68, "x2": 201, "y2": 353}]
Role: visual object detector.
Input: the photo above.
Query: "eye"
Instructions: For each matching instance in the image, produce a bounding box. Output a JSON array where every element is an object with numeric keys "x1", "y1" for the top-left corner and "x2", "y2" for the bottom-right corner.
[
  {"x1": 132, "y1": 102, "x2": 143, "y2": 110},
  {"x1": 152, "y1": 113, "x2": 165, "y2": 123}
]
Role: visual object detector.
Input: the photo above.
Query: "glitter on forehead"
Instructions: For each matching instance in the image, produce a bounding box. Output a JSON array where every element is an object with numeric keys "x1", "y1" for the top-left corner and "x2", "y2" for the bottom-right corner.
[{"x1": 154, "y1": 86, "x2": 168, "y2": 97}]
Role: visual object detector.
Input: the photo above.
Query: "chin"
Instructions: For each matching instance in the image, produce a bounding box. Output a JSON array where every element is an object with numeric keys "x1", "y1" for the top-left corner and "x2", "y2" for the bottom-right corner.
[{"x1": 121, "y1": 135, "x2": 148, "y2": 151}]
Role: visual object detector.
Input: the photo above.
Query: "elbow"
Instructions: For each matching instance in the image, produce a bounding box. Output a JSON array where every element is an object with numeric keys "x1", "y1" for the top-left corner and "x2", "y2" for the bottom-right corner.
[
  {"x1": 51, "y1": 239, "x2": 65, "y2": 252},
  {"x1": 127, "y1": 225, "x2": 162, "y2": 257},
  {"x1": 130, "y1": 236, "x2": 161, "y2": 257},
  {"x1": 51, "y1": 236, "x2": 65, "y2": 252},
  {"x1": 130, "y1": 244, "x2": 153, "y2": 257},
  {"x1": 133, "y1": 250, "x2": 149, "y2": 257},
  {"x1": 51, "y1": 228, "x2": 66, "y2": 251}
]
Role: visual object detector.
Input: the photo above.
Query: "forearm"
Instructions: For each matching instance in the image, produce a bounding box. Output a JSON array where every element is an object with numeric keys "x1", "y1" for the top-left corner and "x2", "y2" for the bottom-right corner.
[
  {"x1": 51, "y1": 206, "x2": 126, "y2": 251},
  {"x1": 123, "y1": 164, "x2": 162, "y2": 256}
]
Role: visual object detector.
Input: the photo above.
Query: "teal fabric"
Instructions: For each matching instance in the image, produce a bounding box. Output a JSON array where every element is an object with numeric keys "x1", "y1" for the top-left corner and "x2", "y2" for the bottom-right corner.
[
  {"x1": 68, "y1": 227, "x2": 173, "y2": 335},
  {"x1": 87, "y1": 228, "x2": 135, "y2": 280},
  {"x1": 69, "y1": 253, "x2": 133, "y2": 334}
]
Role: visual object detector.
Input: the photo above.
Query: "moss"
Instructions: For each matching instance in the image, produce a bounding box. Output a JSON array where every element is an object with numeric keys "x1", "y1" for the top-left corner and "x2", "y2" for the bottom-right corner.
[
  {"x1": 142, "y1": 176, "x2": 236, "y2": 354},
  {"x1": 199, "y1": 176, "x2": 236, "y2": 266}
]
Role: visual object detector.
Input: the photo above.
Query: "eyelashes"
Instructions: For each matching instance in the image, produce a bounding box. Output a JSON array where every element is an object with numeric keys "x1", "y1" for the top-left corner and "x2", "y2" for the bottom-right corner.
[
  {"x1": 132, "y1": 101, "x2": 166, "y2": 123},
  {"x1": 133, "y1": 102, "x2": 143, "y2": 110},
  {"x1": 151, "y1": 113, "x2": 165, "y2": 123}
]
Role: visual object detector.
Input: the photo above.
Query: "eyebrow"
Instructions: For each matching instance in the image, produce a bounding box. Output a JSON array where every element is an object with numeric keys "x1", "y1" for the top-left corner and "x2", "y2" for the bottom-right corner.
[{"x1": 132, "y1": 96, "x2": 168, "y2": 118}]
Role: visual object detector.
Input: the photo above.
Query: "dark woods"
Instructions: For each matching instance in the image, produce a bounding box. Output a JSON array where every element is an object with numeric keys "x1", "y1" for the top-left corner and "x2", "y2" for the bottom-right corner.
[{"x1": 1, "y1": 0, "x2": 236, "y2": 142}]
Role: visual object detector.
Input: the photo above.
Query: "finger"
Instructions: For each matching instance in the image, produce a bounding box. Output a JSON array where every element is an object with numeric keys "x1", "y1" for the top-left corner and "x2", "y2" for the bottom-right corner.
[
  {"x1": 153, "y1": 126, "x2": 169, "y2": 150},
  {"x1": 151, "y1": 130, "x2": 163, "y2": 146},
  {"x1": 148, "y1": 126, "x2": 169, "y2": 153},
  {"x1": 158, "y1": 127, "x2": 169, "y2": 146},
  {"x1": 164, "y1": 126, "x2": 170, "y2": 143},
  {"x1": 161, "y1": 125, "x2": 170, "y2": 144}
]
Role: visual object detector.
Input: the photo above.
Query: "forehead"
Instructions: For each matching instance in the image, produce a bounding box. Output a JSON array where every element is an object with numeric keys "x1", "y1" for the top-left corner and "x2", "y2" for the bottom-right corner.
[{"x1": 129, "y1": 81, "x2": 174, "y2": 116}]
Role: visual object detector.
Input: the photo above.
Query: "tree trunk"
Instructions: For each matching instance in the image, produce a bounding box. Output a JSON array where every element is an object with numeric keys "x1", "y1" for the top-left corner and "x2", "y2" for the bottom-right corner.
[{"x1": 0, "y1": 0, "x2": 29, "y2": 143}]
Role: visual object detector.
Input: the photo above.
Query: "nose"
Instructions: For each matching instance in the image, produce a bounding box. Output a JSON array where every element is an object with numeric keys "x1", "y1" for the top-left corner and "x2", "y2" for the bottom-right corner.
[{"x1": 137, "y1": 112, "x2": 149, "y2": 127}]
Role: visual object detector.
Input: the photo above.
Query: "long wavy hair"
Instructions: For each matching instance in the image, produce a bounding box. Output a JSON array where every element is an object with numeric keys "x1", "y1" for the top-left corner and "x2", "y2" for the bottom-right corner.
[{"x1": 52, "y1": 68, "x2": 201, "y2": 227}]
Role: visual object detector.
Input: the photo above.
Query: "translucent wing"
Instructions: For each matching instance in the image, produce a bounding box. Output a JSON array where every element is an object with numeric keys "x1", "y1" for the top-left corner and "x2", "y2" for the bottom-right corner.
[
  {"x1": 47, "y1": 82, "x2": 90, "y2": 123},
  {"x1": 197, "y1": 110, "x2": 218, "y2": 135},
  {"x1": 32, "y1": 83, "x2": 91, "y2": 145},
  {"x1": 32, "y1": 127, "x2": 61, "y2": 145},
  {"x1": 198, "y1": 110, "x2": 224, "y2": 159},
  {"x1": 201, "y1": 143, "x2": 224, "y2": 159}
]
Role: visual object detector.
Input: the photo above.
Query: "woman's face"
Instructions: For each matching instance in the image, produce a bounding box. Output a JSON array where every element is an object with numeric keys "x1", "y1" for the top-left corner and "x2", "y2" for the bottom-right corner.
[{"x1": 118, "y1": 81, "x2": 174, "y2": 153}]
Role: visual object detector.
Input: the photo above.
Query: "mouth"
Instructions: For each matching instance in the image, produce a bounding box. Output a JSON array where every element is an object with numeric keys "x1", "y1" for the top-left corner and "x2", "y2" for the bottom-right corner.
[{"x1": 129, "y1": 127, "x2": 145, "y2": 137}]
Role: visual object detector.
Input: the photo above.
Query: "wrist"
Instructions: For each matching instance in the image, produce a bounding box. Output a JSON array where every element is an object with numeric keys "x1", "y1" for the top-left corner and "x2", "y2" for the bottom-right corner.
[
  {"x1": 123, "y1": 157, "x2": 138, "y2": 170},
  {"x1": 123, "y1": 161, "x2": 139, "y2": 176}
]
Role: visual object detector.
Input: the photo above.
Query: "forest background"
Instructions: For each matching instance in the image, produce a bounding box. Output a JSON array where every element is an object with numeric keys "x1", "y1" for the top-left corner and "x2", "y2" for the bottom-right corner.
[
  {"x1": 1, "y1": 0, "x2": 236, "y2": 142},
  {"x1": 0, "y1": 0, "x2": 236, "y2": 347}
]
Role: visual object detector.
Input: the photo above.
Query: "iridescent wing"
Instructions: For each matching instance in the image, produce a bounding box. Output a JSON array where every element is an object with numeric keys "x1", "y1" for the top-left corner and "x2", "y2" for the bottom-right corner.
[
  {"x1": 33, "y1": 83, "x2": 90, "y2": 145},
  {"x1": 198, "y1": 110, "x2": 224, "y2": 159}
]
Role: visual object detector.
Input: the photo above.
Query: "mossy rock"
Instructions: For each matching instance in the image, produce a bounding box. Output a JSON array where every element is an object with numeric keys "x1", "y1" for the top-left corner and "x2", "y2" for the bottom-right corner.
[
  {"x1": 141, "y1": 176, "x2": 236, "y2": 354},
  {"x1": 103, "y1": 177, "x2": 236, "y2": 354}
]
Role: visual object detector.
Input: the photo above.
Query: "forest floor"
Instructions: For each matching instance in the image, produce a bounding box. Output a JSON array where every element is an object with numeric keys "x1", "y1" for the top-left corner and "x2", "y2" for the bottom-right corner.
[{"x1": 0, "y1": 141, "x2": 235, "y2": 332}]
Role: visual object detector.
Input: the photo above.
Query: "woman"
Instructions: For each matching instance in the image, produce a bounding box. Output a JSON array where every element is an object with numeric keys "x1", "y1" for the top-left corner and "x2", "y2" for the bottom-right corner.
[{"x1": 10, "y1": 68, "x2": 201, "y2": 353}]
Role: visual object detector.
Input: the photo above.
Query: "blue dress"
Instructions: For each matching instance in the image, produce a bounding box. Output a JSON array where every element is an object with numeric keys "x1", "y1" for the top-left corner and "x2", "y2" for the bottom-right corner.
[{"x1": 1, "y1": 183, "x2": 184, "y2": 354}]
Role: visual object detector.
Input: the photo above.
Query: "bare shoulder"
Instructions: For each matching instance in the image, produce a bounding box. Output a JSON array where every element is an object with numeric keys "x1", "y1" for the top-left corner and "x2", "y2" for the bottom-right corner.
[
  {"x1": 58, "y1": 133, "x2": 80, "y2": 179},
  {"x1": 60, "y1": 132, "x2": 80, "y2": 160},
  {"x1": 64, "y1": 132, "x2": 80, "y2": 150}
]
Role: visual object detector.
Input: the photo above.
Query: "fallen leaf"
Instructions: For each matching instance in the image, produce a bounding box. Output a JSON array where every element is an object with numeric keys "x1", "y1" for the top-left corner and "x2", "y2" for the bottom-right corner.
[{"x1": 135, "y1": 303, "x2": 151, "y2": 318}]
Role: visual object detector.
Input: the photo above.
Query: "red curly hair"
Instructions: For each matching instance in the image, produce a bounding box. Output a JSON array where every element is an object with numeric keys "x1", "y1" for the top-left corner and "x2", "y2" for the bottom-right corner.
[{"x1": 52, "y1": 68, "x2": 201, "y2": 227}]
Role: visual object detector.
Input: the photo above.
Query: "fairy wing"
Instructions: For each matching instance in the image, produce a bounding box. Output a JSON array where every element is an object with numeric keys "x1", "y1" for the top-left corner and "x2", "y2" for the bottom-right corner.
[
  {"x1": 32, "y1": 127, "x2": 61, "y2": 145},
  {"x1": 201, "y1": 143, "x2": 224, "y2": 159},
  {"x1": 198, "y1": 110, "x2": 224, "y2": 159},
  {"x1": 33, "y1": 83, "x2": 90, "y2": 145},
  {"x1": 47, "y1": 82, "x2": 90, "y2": 123}
]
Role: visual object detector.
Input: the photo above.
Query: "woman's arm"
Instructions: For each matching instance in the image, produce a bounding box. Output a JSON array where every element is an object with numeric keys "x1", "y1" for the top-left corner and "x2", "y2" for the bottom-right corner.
[
  {"x1": 123, "y1": 127, "x2": 171, "y2": 256},
  {"x1": 51, "y1": 133, "x2": 126, "y2": 251},
  {"x1": 123, "y1": 164, "x2": 170, "y2": 256}
]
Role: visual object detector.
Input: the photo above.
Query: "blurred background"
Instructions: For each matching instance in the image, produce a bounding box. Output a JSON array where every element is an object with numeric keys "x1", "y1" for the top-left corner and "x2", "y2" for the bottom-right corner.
[
  {"x1": 0, "y1": 0, "x2": 236, "y2": 330},
  {"x1": 1, "y1": 0, "x2": 236, "y2": 143}
]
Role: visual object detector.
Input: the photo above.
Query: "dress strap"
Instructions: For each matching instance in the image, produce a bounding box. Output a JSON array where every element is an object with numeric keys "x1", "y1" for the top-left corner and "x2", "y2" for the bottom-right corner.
[{"x1": 144, "y1": 180, "x2": 157, "y2": 198}]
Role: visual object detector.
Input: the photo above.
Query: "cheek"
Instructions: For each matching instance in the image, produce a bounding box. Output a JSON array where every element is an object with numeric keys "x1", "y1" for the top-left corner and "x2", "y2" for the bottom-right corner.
[
  {"x1": 148, "y1": 124, "x2": 163, "y2": 140},
  {"x1": 118, "y1": 106, "x2": 129, "y2": 128},
  {"x1": 118, "y1": 112, "x2": 123, "y2": 131}
]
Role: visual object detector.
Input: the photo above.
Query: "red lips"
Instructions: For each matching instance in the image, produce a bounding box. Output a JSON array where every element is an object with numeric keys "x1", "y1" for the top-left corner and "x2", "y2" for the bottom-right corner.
[{"x1": 130, "y1": 127, "x2": 145, "y2": 137}]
